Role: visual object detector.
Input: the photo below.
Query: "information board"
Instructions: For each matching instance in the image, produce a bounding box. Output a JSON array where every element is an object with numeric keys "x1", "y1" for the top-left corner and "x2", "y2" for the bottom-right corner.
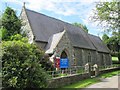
[{"x1": 60, "y1": 58, "x2": 69, "y2": 68}]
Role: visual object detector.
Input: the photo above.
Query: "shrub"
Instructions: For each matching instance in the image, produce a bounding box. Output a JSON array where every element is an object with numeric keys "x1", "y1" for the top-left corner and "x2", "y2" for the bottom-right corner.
[
  {"x1": 10, "y1": 34, "x2": 28, "y2": 43},
  {"x1": 118, "y1": 51, "x2": 120, "y2": 62},
  {"x1": 2, "y1": 41, "x2": 49, "y2": 88},
  {"x1": 41, "y1": 55, "x2": 55, "y2": 71},
  {"x1": 0, "y1": 27, "x2": 8, "y2": 40}
]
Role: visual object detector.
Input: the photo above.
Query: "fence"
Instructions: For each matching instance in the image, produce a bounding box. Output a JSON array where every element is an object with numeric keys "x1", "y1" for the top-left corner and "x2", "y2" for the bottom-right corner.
[
  {"x1": 47, "y1": 64, "x2": 120, "y2": 79},
  {"x1": 47, "y1": 66, "x2": 86, "y2": 78},
  {"x1": 99, "y1": 64, "x2": 120, "y2": 71}
]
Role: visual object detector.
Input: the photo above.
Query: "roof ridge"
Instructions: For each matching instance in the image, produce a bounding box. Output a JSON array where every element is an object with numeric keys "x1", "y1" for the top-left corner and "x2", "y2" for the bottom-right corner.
[
  {"x1": 23, "y1": 8, "x2": 109, "y2": 52},
  {"x1": 88, "y1": 33, "x2": 99, "y2": 38},
  {"x1": 25, "y1": 8, "x2": 84, "y2": 30}
]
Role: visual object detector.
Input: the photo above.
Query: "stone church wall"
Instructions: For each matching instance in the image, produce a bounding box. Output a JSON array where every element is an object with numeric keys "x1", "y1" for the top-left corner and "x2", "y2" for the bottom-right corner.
[
  {"x1": 97, "y1": 52, "x2": 112, "y2": 67},
  {"x1": 20, "y1": 8, "x2": 34, "y2": 44},
  {"x1": 55, "y1": 31, "x2": 74, "y2": 68},
  {"x1": 74, "y1": 48, "x2": 98, "y2": 66}
]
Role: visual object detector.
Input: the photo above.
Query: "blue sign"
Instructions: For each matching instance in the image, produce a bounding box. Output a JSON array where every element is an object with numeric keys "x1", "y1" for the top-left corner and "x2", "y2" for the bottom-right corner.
[{"x1": 60, "y1": 58, "x2": 69, "y2": 68}]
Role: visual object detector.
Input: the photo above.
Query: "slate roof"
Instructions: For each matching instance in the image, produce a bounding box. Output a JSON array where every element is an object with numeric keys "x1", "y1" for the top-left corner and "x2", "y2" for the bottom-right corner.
[
  {"x1": 88, "y1": 34, "x2": 110, "y2": 53},
  {"x1": 25, "y1": 8, "x2": 110, "y2": 53}
]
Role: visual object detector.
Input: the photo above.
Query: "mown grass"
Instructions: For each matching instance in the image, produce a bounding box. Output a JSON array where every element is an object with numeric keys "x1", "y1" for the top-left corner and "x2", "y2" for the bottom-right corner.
[
  {"x1": 112, "y1": 57, "x2": 118, "y2": 61},
  {"x1": 63, "y1": 78, "x2": 100, "y2": 88},
  {"x1": 99, "y1": 70, "x2": 120, "y2": 78},
  {"x1": 62, "y1": 70, "x2": 120, "y2": 88}
]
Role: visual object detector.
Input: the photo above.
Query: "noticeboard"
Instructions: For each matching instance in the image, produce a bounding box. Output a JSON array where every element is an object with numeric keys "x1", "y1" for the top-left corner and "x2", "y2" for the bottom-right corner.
[
  {"x1": 60, "y1": 58, "x2": 69, "y2": 68},
  {"x1": 55, "y1": 57, "x2": 60, "y2": 68}
]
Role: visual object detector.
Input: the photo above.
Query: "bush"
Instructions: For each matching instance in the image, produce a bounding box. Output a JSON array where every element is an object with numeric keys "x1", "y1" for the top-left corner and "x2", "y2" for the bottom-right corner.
[
  {"x1": 0, "y1": 27, "x2": 8, "y2": 40},
  {"x1": 10, "y1": 34, "x2": 28, "y2": 43},
  {"x1": 2, "y1": 41, "x2": 49, "y2": 88},
  {"x1": 118, "y1": 51, "x2": 120, "y2": 62},
  {"x1": 41, "y1": 55, "x2": 55, "y2": 71}
]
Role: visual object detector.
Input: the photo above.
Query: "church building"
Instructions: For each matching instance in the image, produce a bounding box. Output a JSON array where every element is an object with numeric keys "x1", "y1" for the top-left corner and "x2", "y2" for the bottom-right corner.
[{"x1": 20, "y1": 5, "x2": 112, "y2": 69}]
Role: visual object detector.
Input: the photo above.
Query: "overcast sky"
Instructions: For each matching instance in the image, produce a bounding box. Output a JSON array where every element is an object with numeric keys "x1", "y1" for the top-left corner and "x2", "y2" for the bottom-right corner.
[{"x1": 0, "y1": 0, "x2": 111, "y2": 37}]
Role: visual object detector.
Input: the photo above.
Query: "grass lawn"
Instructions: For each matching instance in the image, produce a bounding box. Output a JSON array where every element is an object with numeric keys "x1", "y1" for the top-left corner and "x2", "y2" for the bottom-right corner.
[
  {"x1": 62, "y1": 70, "x2": 120, "y2": 88},
  {"x1": 63, "y1": 78, "x2": 99, "y2": 88},
  {"x1": 112, "y1": 57, "x2": 118, "y2": 61},
  {"x1": 99, "y1": 70, "x2": 120, "y2": 78}
]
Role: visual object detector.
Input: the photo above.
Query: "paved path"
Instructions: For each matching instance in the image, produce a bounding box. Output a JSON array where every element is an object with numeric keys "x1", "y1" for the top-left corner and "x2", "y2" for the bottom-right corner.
[{"x1": 86, "y1": 75, "x2": 119, "y2": 88}]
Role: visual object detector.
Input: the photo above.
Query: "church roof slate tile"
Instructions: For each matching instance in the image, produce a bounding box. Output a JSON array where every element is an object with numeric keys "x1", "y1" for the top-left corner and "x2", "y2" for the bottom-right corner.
[{"x1": 24, "y1": 8, "x2": 110, "y2": 53}]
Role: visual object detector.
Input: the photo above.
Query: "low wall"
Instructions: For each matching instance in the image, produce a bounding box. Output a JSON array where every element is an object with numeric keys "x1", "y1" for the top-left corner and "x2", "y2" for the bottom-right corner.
[
  {"x1": 48, "y1": 73, "x2": 90, "y2": 88},
  {"x1": 48, "y1": 67, "x2": 120, "y2": 88},
  {"x1": 99, "y1": 67, "x2": 120, "y2": 74}
]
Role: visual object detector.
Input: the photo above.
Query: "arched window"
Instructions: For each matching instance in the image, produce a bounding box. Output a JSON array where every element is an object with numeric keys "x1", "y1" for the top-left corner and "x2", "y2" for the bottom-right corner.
[{"x1": 61, "y1": 51, "x2": 67, "y2": 58}]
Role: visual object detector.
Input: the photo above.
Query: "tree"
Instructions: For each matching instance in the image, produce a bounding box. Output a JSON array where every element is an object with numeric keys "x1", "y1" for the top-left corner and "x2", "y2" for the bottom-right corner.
[
  {"x1": 1, "y1": 7, "x2": 21, "y2": 39},
  {"x1": 92, "y1": 1, "x2": 120, "y2": 32},
  {"x1": 118, "y1": 51, "x2": 120, "y2": 61},
  {"x1": 92, "y1": 1, "x2": 120, "y2": 61},
  {"x1": 73, "y1": 22, "x2": 89, "y2": 33},
  {"x1": 10, "y1": 34, "x2": 28, "y2": 43},
  {"x1": 102, "y1": 33, "x2": 120, "y2": 54},
  {"x1": 102, "y1": 34, "x2": 109, "y2": 44},
  {"x1": 2, "y1": 41, "x2": 49, "y2": 88},
  {"x1": 10, "y1": 34, "x2": 54, "y2": 71},
  {"x1": 0, "y1": 13, "x2": 2, "y2": 28},
  {"x1": 107, "y1": 36, "x2": 119, "y2": 52},
  {"x1": 0, "y1": 27, "x2": 8, "y2": 40}
]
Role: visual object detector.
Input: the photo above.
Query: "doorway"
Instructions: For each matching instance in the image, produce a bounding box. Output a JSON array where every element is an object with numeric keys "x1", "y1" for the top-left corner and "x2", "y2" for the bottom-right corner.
[
  {"x1": 61, "y1": 51, "x2": 67, "y2": 58},
  {"x1": 60, "y1": 50, "x2": 68, "y2": 73}
]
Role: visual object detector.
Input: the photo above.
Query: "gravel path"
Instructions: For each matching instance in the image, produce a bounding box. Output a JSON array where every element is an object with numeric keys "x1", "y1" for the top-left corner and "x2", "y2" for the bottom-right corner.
[{"x1": 86, "y1": 75, "x2": 119, "y2": 88}]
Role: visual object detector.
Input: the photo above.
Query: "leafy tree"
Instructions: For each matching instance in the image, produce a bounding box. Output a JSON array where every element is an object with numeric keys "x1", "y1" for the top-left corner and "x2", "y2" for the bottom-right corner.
[
  {"x1": 102, "y1": 33, "x2": 120, "y2": 53},
  {"x1": 92, "y1": 1, "x2": 120, "y2": 31},
  {"x1": 92, "y1": 1, "x2": 120, "y2": 61},
  {"x1": 73, "y1": 22, "x2": 89, "y2": 33},
  {"x1": 10, "y1": 34, "x2": 28, "y2": 43},
  {"x1": 2, "y1": 41, "x2": 49, "y2": 88},
  {"x1": 1, "y1": 7, "x2": 21, "y2": 39},
  {"x1": 0, "y1": 27, "x2": 8, "y2": 40},
  {"x1": 118, "y1": 51, "x2": 120, "y2": 61},
  {"x1": 10, "y1": 34, "x2": 54, "y2": 71},
  {"x1": 102, "y1": 32, "x2": 120, "y2": 62},
  {"x1": 107, "y1": 36, "x2": 119, "y2": 52},
  {"x1": 0, "y1": 13, "x2": 2, "y2": 28},
  {"x1": 41, "y1": 56, "x2": 55, "y2": 71},
  {"x1": 102, "y1": 34, "x2": 109, "y2": 44}
]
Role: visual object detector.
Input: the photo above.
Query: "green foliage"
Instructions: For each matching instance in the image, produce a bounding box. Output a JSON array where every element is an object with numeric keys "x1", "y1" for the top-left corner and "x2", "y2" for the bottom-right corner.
[
  {"x1": 0, "y1": 27, "x2": 8, "y2": 40},
  {"x1": 0, "y1": 13, "x2": 2, "y2": 28},
  {"x1": 104, "y1": 33, "x2": 120, "y2": 52},
  {"x1": 73, "y1": 22, "x2": 89, "y2": 33},
  {"x1": 92, "y1": 1, "x2": 120, "y2": 31},
  {"x1": 40, "y1": 57, "x2": 55, "y2": 71},
  {"x1": 63, "y1": 78, "x2": 99, "y2": 88},
  {"x1": 99, "y1": 70, "x2": 120, "y2": 78},
  {"x1": 102, "y1": 32, "x2": 120, "y2": 58},
  {"x1": 93, "y1": 1, "x2": 120, "y2": 57},
  {"x1": 10, "y1": 34, "x2": 28, "y2": 43},
  {"x1": 102, "y1": 34, "x2": 109, "y2": 44},
  {"x1": 1, "y1": 7, "x2": 21, "y2": 39},
  {"x1": 2, "y1": 41, "x2": 49, "y2": 88},
  {"x1": 118, "y1": 51, "x2": 120, "y2": 61}
]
